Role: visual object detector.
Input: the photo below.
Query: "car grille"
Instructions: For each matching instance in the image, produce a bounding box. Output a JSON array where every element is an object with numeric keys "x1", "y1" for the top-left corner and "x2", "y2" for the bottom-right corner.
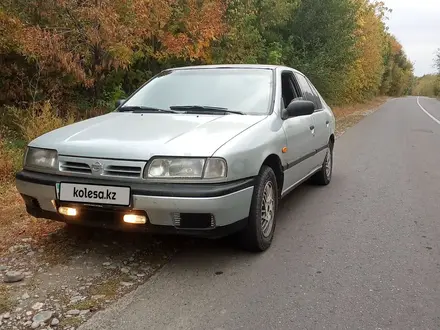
[
  {"x1": 58, "y1": 157, "x2": 145, "y2": 179},
  {"x1": 59, "y1": 161, "x2": 92, "y2": 174},
  {"x1": 104, "y1": 165, "x2": 142, "y2": 178}
]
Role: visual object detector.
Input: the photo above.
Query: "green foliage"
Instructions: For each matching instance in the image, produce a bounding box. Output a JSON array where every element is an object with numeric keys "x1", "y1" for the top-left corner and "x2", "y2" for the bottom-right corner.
[
  {"x1": 0, "y1": 0, "x2": 415, "y2": 120},
  {"x1": 434, "y1": 49, "x2": 440, "y2": 74},
  {"x1": 413, "y1": 75, "x2": 440, "y2": 98},
  {"x1": 211, "y1": 0, "x2": 265, "y2": 64},
  {"x1": 282, "y1": 0, "x2": 359, "y2": 104},
  {"x1": 379, "y1": 35, "x2": 414, "y2": 97},
  {"x1": 0, "y1": 0, "x2": 419, "y2": 185}
]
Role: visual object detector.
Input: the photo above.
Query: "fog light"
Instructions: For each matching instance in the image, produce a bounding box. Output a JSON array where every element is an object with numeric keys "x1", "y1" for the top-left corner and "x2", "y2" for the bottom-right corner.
[
  {"x1": 58, "y1": 207, "x2": 77, "y2": 216},
  {"x1": 123, "y1": 214, "x2": 147, "y2": 224}
]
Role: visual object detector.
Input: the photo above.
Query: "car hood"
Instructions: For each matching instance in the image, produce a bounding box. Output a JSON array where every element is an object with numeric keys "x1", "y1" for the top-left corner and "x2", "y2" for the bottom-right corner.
[{"x1": 30, "y1": 112, "x2": 266, "y2": 159}]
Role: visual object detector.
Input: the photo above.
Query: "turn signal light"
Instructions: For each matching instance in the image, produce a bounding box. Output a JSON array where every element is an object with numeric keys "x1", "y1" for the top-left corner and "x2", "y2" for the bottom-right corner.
[
  {"x1": 58, "y1": 207, "x2": 77, "y2": 216},
  {"x1": 123, "y1": 214, "x2": 147, "y2": 224}
]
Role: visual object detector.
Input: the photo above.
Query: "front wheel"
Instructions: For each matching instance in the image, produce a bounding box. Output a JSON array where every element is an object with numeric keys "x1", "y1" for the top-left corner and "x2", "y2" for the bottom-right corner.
[
  {"x1": 311, "y1": 142, "x2": 333, "y2": 185},
  {"x1": 240, "y1": 165, "x2": 278, "y2": 252}
]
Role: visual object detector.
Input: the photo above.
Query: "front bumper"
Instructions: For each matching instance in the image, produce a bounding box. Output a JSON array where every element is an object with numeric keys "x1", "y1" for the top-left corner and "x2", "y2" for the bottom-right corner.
[{"x1": 15, "y1": 170, "x2": 255, "y2": 238}]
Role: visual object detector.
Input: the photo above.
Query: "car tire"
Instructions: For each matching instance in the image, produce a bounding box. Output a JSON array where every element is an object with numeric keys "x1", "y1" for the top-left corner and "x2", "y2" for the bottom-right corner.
[
  {"x1": 311, "y1": 141, "x2": 333, "y2": 185},
  {"x1": 240, "y1": 165, "x2": 278, "y2": 252}
]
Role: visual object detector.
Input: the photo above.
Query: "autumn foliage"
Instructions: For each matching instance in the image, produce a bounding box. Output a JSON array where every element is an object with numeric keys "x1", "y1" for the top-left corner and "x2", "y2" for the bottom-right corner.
[
  {"x1": 0, "y1": 0, "x2": 418, "y2": 185},
  {"x1": 413, "y1": 49, "x2": 440, "y2": 98},
  {"x1": 0, "y1": 0, "x2": 414, "y2": 110},
  {"x1": 2, "y1": 0, "x2": 229, "y2": 104},
  {"x1": 0, "y1": 0, "x2": 415, "y2": 155}
]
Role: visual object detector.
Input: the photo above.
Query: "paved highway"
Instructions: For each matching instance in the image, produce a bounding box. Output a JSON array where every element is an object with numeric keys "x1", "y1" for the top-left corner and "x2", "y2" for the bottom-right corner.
[{"x1": 80, "y1": 96, "x2": 440, "y2": 330}]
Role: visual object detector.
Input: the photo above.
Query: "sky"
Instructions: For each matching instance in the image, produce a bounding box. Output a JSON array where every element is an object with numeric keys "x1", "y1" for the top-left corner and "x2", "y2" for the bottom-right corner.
[{"x1": 383, "y1": 0, "x2": 440, "y2": 77}]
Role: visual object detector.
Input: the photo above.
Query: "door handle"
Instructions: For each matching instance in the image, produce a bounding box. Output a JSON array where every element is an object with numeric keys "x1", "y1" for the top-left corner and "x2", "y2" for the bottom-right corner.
[
  {"x1": 326, "y1": 121, "x2": 329, "y2": 124},
  {"x1": 309, "y1": 125, "x2": 315, "y2": 130}
]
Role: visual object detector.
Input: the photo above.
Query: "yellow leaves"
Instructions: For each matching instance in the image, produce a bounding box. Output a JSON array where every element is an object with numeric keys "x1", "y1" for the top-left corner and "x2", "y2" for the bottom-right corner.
[
  {"x1": 0, "y1": 10, "x2": 24, "y2": 53},
  {"x1": 108, "y1": 44, "x2": 133, "y2": 69},
  {"x1": 342, "y1": 0, "x2": 389, "y2": 102},
  {"x1": 390, "y1": 36, "x2": 402, "y2": 55}
]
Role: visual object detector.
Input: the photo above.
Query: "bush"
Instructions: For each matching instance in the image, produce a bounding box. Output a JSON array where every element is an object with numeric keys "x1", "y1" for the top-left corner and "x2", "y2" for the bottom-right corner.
[
  {"x1": 0, "y1": 140, "x2": 23, "y2": 185},
  {"x1": 10, "y1": 101, "x2": 76, "y2": 143},
  {"x1": 0, "y1": 101, "x2": 77, "y2": 184}
]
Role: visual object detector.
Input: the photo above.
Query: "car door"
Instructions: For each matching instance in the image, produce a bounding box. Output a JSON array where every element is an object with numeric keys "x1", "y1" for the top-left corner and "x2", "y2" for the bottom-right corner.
[
  {"x1": 294, "y1": 72, "x2": 328, "y2": 168},
  {"x1": 305, "y1": 76, "x2": 331, "y2": 165},
  {"x1": 280, "y1": 71, "x2": 316, "y2": 195}
]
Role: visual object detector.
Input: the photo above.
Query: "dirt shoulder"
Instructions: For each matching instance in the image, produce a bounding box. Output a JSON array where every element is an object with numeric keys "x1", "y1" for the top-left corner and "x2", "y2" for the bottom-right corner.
[
  {"x1": 0, "y1": 187, "x2": 190, "y2": 329},
  {"x1": 333, "y1": 96, "x2": 389, "y2": 138},
  {"x1": 0, "y1": 96, "x2": 389, "y2": 330}
]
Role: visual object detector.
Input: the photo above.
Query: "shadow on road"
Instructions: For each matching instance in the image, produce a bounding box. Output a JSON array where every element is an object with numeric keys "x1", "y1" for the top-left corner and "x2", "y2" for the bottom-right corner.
[
  {"x1": 166, "y1": 180, "x2": 323, "y2": 260},
  {"x1": 39, "y1": 178, "x2": 321, "y2": 261}
]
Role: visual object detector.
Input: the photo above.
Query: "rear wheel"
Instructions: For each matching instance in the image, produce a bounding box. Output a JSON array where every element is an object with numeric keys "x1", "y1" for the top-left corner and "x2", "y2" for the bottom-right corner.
[
  {"x1": 311, "y1": 141, "x2": 333, "y2": 185},
  {"x1": 240, "y1": 165, "x2": 278, "y2": 252}
]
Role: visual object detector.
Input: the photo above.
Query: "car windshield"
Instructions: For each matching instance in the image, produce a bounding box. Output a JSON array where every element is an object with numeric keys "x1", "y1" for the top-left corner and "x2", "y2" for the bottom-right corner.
[{"x1": 121, "y1": 68, "x2": 274, "y2": 115}]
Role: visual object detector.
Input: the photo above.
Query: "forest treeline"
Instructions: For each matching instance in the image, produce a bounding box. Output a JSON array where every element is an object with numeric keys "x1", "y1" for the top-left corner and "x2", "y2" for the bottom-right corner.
[
  {"x1": 0, "y1": 0, "x2": 414, "y2": 117},
  {"x1": 413, "y1": 50, "x2": 440, "y2": 98}
]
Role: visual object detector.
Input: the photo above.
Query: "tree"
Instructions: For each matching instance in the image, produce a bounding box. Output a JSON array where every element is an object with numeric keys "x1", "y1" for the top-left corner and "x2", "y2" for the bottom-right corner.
[
  {"x1": 212, "y1": 0, "x2": 298, "y2": 64},
  {"x1": 281, "y1": 0, "x2": 359, "y2": 104},
  {"x1": 0, "y1": 0, "x2": 227, "y2": 107},
  {"x1": 0, "y1": 0, "x2": 417, "y2": 114},
  {"x1": 435, "y1": 49, "x2": 440, "y2": 74},
  {"x1": 341, "y1": 0, "x2": 390, "y2": 103}
]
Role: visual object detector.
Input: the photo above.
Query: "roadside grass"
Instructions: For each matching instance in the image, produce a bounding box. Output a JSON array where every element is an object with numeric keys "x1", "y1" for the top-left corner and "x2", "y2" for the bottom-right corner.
[
  {"x1": 0, "y1": 102, "x2": 76, "y2": 255},
  {"x1": 59, "y1": 316, "x2": 84, "y2": 328},
  {"x1": 0, "y1": 284, "x2": 15, "y2": 314},
  {"x1": 66, "y1": 277, "x2": 122, "y2": 312},
  {"x1": 0, "y1": 139, "x2": 24, "y2": 187}
]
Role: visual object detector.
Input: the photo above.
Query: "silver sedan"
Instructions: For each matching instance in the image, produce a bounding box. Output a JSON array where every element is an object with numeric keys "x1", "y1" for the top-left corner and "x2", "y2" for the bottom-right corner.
[{"x1": 15, "y1": 64, "x2": 336, "y2": 252}]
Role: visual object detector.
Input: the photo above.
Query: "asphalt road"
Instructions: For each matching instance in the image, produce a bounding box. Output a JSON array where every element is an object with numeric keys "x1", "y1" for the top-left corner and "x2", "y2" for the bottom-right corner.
[{"x1": 80, "y1": 96, "x2": 440, "y2": 330}]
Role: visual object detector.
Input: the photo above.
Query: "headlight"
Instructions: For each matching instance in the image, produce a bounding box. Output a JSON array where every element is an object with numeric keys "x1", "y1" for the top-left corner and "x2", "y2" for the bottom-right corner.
[
  {"x1": 145, "y1": 157, "x2": 227, "y2": 179},
  {"x1": 24, "y1": 147, "x2": 58, "y2": 169}
]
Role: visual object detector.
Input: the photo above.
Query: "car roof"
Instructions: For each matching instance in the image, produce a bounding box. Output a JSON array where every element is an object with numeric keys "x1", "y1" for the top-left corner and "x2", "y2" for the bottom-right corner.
[{"x1": 167, "y1": 64, "x2": 303, "y2": 75}]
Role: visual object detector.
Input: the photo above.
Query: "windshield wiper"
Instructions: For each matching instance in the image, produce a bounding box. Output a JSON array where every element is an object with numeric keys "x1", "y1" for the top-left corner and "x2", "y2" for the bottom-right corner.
[
  {"x1": 119, "y1": 106, "x2": 179, "y2": 114},
  {"x1": 169, "y1": 105, "x2": 245, "y2": 115}
]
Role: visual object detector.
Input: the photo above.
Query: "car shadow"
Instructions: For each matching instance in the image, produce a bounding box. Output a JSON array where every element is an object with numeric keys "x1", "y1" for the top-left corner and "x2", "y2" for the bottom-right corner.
[
  {"x1": 36, "y1": 179, "x2": 324, "y2": 272},
  {"x1": 170, "y1": 180, "x2": 322, "y2": 257}
]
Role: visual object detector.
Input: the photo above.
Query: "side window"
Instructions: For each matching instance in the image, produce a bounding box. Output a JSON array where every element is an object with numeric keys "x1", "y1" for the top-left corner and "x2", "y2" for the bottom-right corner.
[
  {"x1": 294, "y1": 73, "x2": 322, "y2": 110},
  {"x1": 305, "y1": 77, "x2": 324, "y2": 110},
  {"x1": 281, "y1": 72, "x2": 300, "y2": 109}
]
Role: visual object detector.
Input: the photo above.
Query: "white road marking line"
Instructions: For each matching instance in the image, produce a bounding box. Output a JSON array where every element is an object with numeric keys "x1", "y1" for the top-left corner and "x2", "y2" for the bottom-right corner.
[{"x1": 417, "y1": 96, "x2": 440, "y2": 125}]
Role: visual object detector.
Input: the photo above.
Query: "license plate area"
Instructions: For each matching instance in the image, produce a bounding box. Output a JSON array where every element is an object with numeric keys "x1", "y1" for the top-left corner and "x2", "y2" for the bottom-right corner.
[{"x1": 59, "y1": 182, "x2": 131, "y2": 207}]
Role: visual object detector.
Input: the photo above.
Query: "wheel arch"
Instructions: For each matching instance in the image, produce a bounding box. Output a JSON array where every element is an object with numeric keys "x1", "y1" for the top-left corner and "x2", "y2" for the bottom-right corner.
[
  {"x1": 329, "y1": 134, "x2": 335, "y2": 148},
  {"x1": 262, "y1": 154, "x2": 284, "y2": 197}
]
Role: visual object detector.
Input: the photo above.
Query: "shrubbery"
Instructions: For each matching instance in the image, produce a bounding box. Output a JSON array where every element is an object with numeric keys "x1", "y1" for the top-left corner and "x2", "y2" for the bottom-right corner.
[
  {"x1": 0, "y1": 102, "x2": 76, "y2": 184},
  {"x1": 0, "y1": 0, "x2": 416, "y2": 183}
]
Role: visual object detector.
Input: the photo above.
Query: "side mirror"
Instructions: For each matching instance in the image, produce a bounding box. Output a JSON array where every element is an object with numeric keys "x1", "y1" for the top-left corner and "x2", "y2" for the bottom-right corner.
[
  {"x1": 115, "y1": 99, "x2": 126, "y2": 108},
  {"x1": 283, "y1": 100, "x2": 315, "y2": 119}
]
